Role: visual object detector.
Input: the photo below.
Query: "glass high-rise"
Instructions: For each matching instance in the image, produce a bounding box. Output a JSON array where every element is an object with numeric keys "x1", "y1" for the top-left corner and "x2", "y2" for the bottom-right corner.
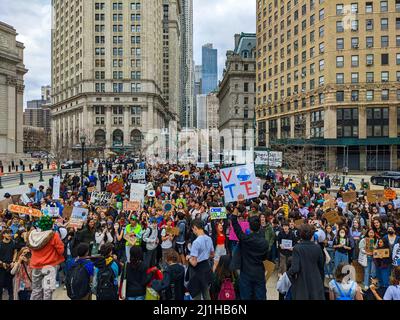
[{"x1": 201, "y1": 44, "x2": 218, "y2": 94}]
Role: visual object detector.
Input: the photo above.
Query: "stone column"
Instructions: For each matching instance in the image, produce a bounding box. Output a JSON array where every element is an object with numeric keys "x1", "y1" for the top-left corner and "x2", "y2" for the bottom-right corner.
[
  {"x1": 277, "y1": 118, "x2": 281, "y2": 140},
  {"x1": 124, "y1": 106, "x2": 130, "y2": 146},
  {"x1": 105, "y1": 106, "x2": 112, "y2": 149},
  {"x1": 290, "y1": 115, "x2": 295, "y2": 138},
  {"x1": 389, "y1": 105, "x2": 397, "y2": 138},
  {"x1": 358, "y1": 106, "x2": 367, "y2": 139}
]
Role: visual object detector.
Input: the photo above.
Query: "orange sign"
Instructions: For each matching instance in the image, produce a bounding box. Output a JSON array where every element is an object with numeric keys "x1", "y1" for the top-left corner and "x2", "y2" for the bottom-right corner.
[
  {"x1": 107, "y1": 181, "x2": 124, "y2": 195},
  {"x1": 384, "y1": 189, "x2": 397, "y2": 201},
  {"x1": 8, "y1": 204, "x2": 43, "y2": 217}
]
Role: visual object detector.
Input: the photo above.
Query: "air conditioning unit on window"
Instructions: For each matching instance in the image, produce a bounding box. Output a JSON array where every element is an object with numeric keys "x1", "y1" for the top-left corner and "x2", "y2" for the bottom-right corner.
[
  {"x1": 366, "y1": 62, "x2": 373, "y2": 66},
  {"x1": 382, "y1": 79, "x2": 388, "y2": 83},
  {"x1": 353, "y1": 44, "x2": 359, "y2": 49}
]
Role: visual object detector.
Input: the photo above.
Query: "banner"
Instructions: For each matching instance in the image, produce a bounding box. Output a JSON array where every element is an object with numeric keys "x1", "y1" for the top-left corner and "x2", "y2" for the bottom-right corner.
[
  {"x1": 53, "y1": 176, "x2": 61, "y2": 199},
  {"x1": 130, "y1": 183, "x2": 146, "y2": 203},
  {"x1": 220, "y1": 164, "x2": 258, "y2": 203},
  {"x1": 42, "y1": 207, "x2": 60, "y2": 218},
  {"x1": 210, "y1": 207, "x2": 227, "y2": 220},
  {"x1": 129, "y1": 169, "x2": 146, "y2": 181},
  {"x1": 254, "y1": 151, "x2": 283, "y2": 167},
  {"x1": 8, "y1": 205, "x2": 42, "y2": 218},
  {"x1": 90, "y1": 191, "x2": 113, "y2": 207},
  {"x1": 69, "y1": 207, "x2": 89, "y2": 228},
  {"x1": 123, "y1": 200, "x2": 141, "y2": 212}
]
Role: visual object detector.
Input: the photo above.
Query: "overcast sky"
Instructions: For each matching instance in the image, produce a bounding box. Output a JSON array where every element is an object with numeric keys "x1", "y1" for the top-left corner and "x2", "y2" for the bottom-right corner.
[{"x1": 0, "y1": 0, "x2": 255, "y2": 106}]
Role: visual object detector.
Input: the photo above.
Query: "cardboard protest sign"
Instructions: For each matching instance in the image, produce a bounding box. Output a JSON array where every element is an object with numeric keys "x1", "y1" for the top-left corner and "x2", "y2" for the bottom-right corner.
[
  {"x1": 62, "y1": 206, "x2": 74, "y2": 220},
  {"x1": 229, "y1": 221, "x2": 250, "y2": 241},
  {"x1": 197, "y1": 163, "x2": 205, "y2": 168},
  {"x1": 11, "y1": 195, "x2": 21, "y2": 204},
  {"x1": 130, "y1": 183, "x2": 146, "y2": 203},
  {"x1": 8, "y1": 205, "x2": 42, "y2": 218},
  {"x1": 124, "y1": 233, "x2": 137, "y2": 246},
  {"x1": 323, "y1": 210, "x2": 341, "y2": 225},
  {"x1": 147, "y1": 190, "x2": 156, "y2": 197},
  {"x1": 52, "y1": 176, "x2": 61, "y2": 199},
  {"x1": 162, "y1": 186, "x2": 171, "y2": 194},
  {"x1": 367, "y1": 190, "x2": 386, "y2": 203},
  {"x1": 220, "y1": 164, "x2": 258, "y2": 203},
  {"x1": 0, "y1": 199, "x2": 11, "y2": 211},
  {"x1": 87, "y1": 187, "x2": 96, "y2": 193},
  {"x1": 373, "y1": 249, "x2": 390, "y2": 259},
  {"x1": 163, "y1": 201, "x2": 174, "y2": 212},
  {"x1": 123, "y1": 200, "x2": 141, "y2": 212},
  {"x1": 282, "y1": 204, "x2": 289, "y2": 219},
  {"x1": 342, "y1": 191, "x2": 357, "y2": 203},
  {"x1": 166, "y1": 226, "x2": 180, "y2": 236},
  {"x1": 384, "y1": 189, "x2": 397, "y2": 201},
  {"x1": 69, "y1": 207, "x2": 89, "y2": 228},
  {"x1": 210, "y1": 207, "x2": 227, "y2": 220},
  {"x1": 42, "y1": 207, "x2": 60, "y2": 218},
  {"x1": 323, "y1": 194, "x2": 336, "y2": 211},
  {"x1": 90, "y1": 191, "x2": 113, "y2": 207},
  {"x1": 107, "y1": 181, "x2": 124, "y2": 195},
  {"x1": 263, "y1": 260, "x2": 276, "y2": 282},
  {"x1": 21, "y1": 193, "x2": 32, "y2": 205},
  {"x1": 129, "y1": 169, "x2": 146, "y2": 181}
]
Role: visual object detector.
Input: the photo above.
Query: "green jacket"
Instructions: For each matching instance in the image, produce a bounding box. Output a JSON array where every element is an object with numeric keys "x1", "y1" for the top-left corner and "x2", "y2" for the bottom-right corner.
[{"x1": 264, "y1": 223, "x2": 275, "y2": 252}]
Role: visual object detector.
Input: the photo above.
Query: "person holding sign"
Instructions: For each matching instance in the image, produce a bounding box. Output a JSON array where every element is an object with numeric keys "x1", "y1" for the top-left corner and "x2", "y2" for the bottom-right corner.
[
  {"x1": 333, "y1": 228, "x2": 352, "y2": 272},
  {"x1": 229, "y1": 209, "x2": 268, "y2": 300},
  {"x1": 373, "y1": 238, "x2": 392, "y2": 289},
  {"x1": 124, "y1": 216, "x2": 142, "y2": 263},
  {"x1": 277, "y1": 222, "x2": 297, "y2": 276}
]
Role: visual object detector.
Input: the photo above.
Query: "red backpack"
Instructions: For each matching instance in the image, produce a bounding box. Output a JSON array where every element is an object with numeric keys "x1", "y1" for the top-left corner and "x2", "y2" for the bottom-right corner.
[{"x1": 218, "y1": 278, "x2": 236, "y2": 300}]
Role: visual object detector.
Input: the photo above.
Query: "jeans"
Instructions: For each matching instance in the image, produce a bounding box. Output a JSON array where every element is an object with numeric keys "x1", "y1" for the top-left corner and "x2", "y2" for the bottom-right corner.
[
  {"x1": 279, "y1": 253, "x2": 290, "y2": 274},
  {"x1": 375, "y1": 267, "x2": 391, "y2": 288},
  {"x1": 18, "y1": 290, "x2": 32, "y2": 301},
  {"x1": 126, "y1": 296, "x2": 145, "y2": 300},
  {"x1": 125, "y1": 246, "x2": 132, "y2": 263},
  {"x1": 363, "y1": 256, "x2": 376, "y2": 288},
  {"x1": 324, "y1": 248, "x2": 335, "y2": 277},
  {"x1": 144, "y1": 248, "x2": 157, "y2": 269},
  {"x1": 334, "y1": 251, "x2": 349, "y2": 272},
  {"x1": 239, "y1": 272, "x2": 266, "y2": 300}
]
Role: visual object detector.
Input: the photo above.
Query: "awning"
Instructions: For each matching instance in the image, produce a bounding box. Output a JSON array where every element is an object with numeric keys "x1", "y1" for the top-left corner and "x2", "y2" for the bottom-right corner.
[{"x1": 271, "y1": 138, "x2": 400, "y2": 147}]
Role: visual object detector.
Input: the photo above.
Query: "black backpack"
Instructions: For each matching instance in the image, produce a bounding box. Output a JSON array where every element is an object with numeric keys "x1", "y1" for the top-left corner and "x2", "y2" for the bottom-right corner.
[
  {"x1": 96, "y1": 264, "x2": 118, "y2": 300},
  {"x1": 66, "y1": 261, "x2": 91, "y2": 300}
]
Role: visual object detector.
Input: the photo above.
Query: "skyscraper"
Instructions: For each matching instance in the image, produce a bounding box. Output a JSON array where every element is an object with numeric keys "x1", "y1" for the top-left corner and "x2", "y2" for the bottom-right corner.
[
  {"x1": 201, "y1": 43, "x2": 218, "y2": 94},
  {"x1": 180, "y1": 0, "x2": 194, "y2": 128},
  {"x1": 50, "y1": 0, "x2": 181, "y2": 157},
  {"x1": 193, "y1": 64, "x2": 202, "y2": 127}
]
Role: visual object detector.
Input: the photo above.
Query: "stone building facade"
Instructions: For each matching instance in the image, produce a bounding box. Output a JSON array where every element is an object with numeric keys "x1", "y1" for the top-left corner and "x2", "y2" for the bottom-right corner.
[
  {"x1": 50, "y1": 0, "x2": 181, "y2": 158},
  {"x1": 0, "y1": 21, "x2": 28, "y2": 161},
  {"x1": 218, "y1": 33, "x2": 257, "y2": 160}
]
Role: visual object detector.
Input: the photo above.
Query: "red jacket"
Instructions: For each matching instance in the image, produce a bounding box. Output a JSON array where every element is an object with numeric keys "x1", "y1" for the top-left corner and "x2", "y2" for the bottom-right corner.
[{"x1": 29, "y1": 232, "x2": 65, "y2": 269}]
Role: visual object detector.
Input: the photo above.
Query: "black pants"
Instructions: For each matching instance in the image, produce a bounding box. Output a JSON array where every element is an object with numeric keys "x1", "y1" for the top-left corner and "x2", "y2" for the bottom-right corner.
[
  {"x1": 18, "y1": 290, "x2": 32, "y2": 301},
  {"x1": 0, "y1": 286, "x2": 13, "y2": 300}
]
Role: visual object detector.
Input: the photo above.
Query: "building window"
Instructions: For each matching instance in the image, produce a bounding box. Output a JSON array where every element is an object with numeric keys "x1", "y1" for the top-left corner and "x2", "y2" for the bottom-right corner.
[
  {"x1": 351, "y1": 90, "x2": 359, "y2": 102},
  {"x1": 366, "y1": 72, "x2": 374, "y2": 83},
  {"x1": 351, "y1": 73, "x2": 359, "y2": 83},
  {"x1": 336, "y1": 56, "x2": 344, "y2": 68},
  {"x1": 381, "y1": 1, "x2": 388, "y2": 12},
  {"x1": 351, "y1": 37, "x2": 359, "y2": 48},
  {"x1": 336, "y1": 4, "x2": 344, "y2": 15},
  {"x1": 366, "y1": 54, "x2": 374, "y2": 66},
  {"x1": 336, "y1": 73, "x2": 344, "y2": 84},
  {"x1": 336, "y1": 38, "x2": 344, "y2": 50},
  {"x1": 366, "y1": 2, "x2": 373, "y2": 13},
  {"x1": 382, "y1": 89, "x2": 390, "y2": 100},
  {"x1": 381, "y1": 36, "x2": 389, "y2": 47},
  {"x1": 336, "y1": 91, "x2": 344, "y2": 102},
  {"x1": 366, "y1": 90, "x2": 374, "y2": 101},
  {"x1": 351, "y1": 55, "x2": 359, "y2": 67},
  {"x1": 337, "y1": 108, "x2": 359, "y2": 138},
  {"x1": 366, "y1": 19, "x2": 374, "y2": 31},
  {"x1": 367, "y1": 108, "x2": 389, "y2": 137},
  {"x1": 310, "y1": 110, "x2": 324, "y2": 138}
]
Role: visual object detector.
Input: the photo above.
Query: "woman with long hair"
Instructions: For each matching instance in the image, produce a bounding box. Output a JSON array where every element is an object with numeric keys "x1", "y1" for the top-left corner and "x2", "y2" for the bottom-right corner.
[
  {"x1": 373, "y1": 238, "x2": 392, "y2": 289},
  {"x1": 370, "y1": 266, "x2": 400, "y2": 300},
  {"x1": 10, "y1": 247, "x2": 32, "y2": 300},
  {"x1": 122, "y1": 246, "x2": 154, "y2": 300},
  {"x1": 333, "y1": 227, "x2": 352, "y2": 271},
  {"x1": 359, "y1": 228, "x2": 377, "y2": 290},
  {"x1": 210, "y1": 255, "x2": 238, "y2": 300}
]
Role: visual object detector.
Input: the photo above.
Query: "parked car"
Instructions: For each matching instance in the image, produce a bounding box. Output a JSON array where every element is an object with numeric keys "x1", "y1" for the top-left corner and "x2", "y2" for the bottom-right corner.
[
  {"x1": 31, "y1": 163, "x2": 44, "y2": 172},
  {"x1": 370, "y1": 171, "x2": 400, "y2": 188},
  {"x1": 61, "y1": 160, "x2": 82, "y2": 169}
]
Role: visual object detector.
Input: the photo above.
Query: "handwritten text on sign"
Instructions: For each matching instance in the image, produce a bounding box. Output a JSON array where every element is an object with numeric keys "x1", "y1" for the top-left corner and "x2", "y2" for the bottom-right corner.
[{"x1": 220, "y1": 164, "x2": 258, "y2": 203}]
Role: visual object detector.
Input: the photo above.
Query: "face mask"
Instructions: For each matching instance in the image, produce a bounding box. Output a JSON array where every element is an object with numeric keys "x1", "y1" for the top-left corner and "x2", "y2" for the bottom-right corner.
[{"x1": 388, "y1": 231, "x2": 395, "y2": 235}]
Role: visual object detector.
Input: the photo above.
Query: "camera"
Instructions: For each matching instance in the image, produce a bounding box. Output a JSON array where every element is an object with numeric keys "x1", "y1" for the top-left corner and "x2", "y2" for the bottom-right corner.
[{"x1": 25, "y1": 252, "x2": 32, "y2": 259}]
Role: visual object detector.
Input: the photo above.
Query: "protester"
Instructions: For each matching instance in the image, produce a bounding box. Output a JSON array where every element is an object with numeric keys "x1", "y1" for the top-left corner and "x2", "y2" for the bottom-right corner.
[
  {"x1": 10, "y1": 247, "x2": 32, "y2": 300},
  {"x1": 0, "y1": 229, "x2": 17, "y2": 300}
]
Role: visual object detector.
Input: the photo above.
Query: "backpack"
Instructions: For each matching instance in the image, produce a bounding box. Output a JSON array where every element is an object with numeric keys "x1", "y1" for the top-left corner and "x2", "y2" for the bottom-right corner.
[
  {"x1": 218, "y1": 278, "x2": 236, "y2": 301},
  {"x1": 334, "y1": 281, "x2": 355, "y2": 301},
  {"x1": 96, "y1": 264, "x2": 118, "y2": 300},
  {"x1": 66, "y1": 261, "x2": 91, "y2": 300}
]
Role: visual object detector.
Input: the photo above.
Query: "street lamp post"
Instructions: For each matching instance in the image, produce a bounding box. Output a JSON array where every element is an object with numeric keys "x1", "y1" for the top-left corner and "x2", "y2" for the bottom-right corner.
[{"x1": 80, "y1": 135, "x2": 86, "y2": 187}]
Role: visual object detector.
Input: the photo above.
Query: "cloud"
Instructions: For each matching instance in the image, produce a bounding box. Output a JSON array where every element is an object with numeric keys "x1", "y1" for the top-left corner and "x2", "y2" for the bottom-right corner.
[
  {"x1": 0, "y1": 0, "x2": 255, "y2": 106},
  {"x1": 193, "y1": 0, "x2": 256, "y2": 80},
  {"x1": 0, "y1": 0, "x2": 51, "y2": 106}
]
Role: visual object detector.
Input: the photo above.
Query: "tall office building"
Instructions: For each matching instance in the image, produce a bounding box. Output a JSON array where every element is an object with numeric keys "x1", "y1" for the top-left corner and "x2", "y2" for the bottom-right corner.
[
  {"x1": 256, "y1": 0, "x2": 400, "y2": 172},
  {"x1": 193, "y1": 64, "x2": 202, "y2": 127},
  {"x1": 41, "y1": 85, "x2": 51, "y2": 102},
  {"x1": 180, "y1": 0, "x2": 194, "y2": 128},
  {"x1": 50, "y1": 0, "x2": 180, "y2": 156},
  {"x1": 0, "y1": 21, "x2": 28, "y2": 161},
  {"x1": 24, "y1": 99, "x2": 51, "y2": 132},
  {"x1": 202, "y1": 43, "x2": 218, "y2": 94}
]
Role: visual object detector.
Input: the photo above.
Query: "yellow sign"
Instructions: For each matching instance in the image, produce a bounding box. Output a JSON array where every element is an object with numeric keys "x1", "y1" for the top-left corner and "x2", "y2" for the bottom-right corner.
[{"x1": 282, "y1": 204, "x2": 289, "y2": 219}]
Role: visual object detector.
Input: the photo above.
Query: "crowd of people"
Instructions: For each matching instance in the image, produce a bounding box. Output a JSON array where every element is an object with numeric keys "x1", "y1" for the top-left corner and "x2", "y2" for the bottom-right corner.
[{"x1": 0, "y1": 159, "x2": 400, "y2": 301}]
